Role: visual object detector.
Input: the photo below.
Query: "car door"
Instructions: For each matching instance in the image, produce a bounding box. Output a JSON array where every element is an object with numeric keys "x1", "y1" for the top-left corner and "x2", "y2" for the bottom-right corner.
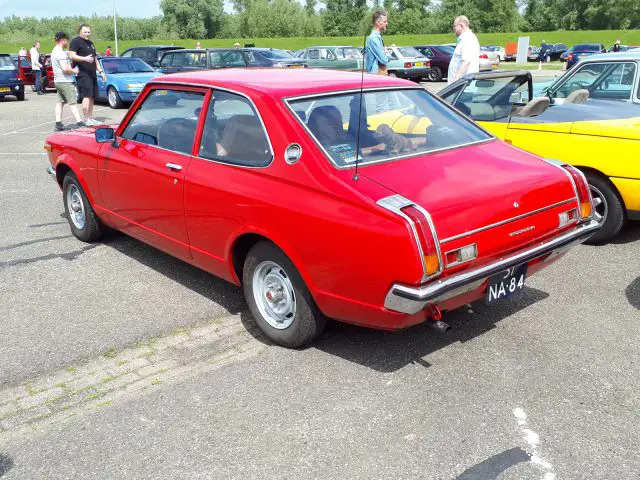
[
  {"x1": 183, "y1": 89, "x2": 274, "y2": 279},
  {"x1": 99, "y1": 86, "x2": 208, "y2": 261}
]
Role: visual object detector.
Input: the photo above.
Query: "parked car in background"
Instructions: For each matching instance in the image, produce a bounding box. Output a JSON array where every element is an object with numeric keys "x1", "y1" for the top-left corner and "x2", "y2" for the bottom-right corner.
[
  {"x1": 484, "y1": 45, "x2": 506, "y2": 61},
  {"x1": 96, "y1": 57, "x2": 161, "y2": 108},
  {"x1": 238, "y1": 48, "x2": 307, "y2": 68},
  {"x1": 0, "y1": 53, "x2": 25, "y2": 101},
  {"x1": 15, "y1": 53, "x2": 54, "y2": 92},
  {"x1": 560, "y1": 46, "x2": 574, "y2": 62},
  {"x1": 543, "y1": 52, "x2": 640, "y2": 104},
  {"x1": 44, "y1": 68, "x2": 599, "y2": 347},
  {"x1": 120, "y1": 45, "x2": 185, "y2": 69},
  {"x1": 440, "y1": 69, "x2": 639, "y2": 243},
  {"x1": 384, "y1": 46, "x2": 430, "y2": 82},
  {"x1": 414, "y1": 45, "x2": 453, "y2": 81},
  {"x1": 479, "y1": 47, "x2": 500, "y2": 70},
  {"x1": 566, "y1": 43, "x2": 607, "y2": 69},
  {"x1": 294, "y1": 46, "x2": 363, "y2": 71},
  {"x1": 607, "y1": 44, "x2": 640, "y2": 53},
  {"x1": 545, "y1": 43, "x2": 568, "y2": 61}
]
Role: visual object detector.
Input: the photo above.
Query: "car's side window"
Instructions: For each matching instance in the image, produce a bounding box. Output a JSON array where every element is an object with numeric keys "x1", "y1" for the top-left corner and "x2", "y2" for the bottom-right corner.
[
  {"x1": 308, "y1": 49, "x2": 319, "y2": 60},
  {"x1": 423, "y1": 48, "x2": 434, "y2": 57},
  {"x1": 160, "y1": 53, "x2": 173, "y2": 67},
  {"x1": 198, "y1": 90, "x2": 272, "y2": 167},
  {"x1": 131, "y1": 49, "x2": 144, "y2": 59},
  {"x1": 222, "y1": 51, "x2": 246, "y2": 67},
  {"x1": 121, "y1": 89, "x2": 206, "y2": 155},
  {"x1": 121, "y1": 50, "x2": 132, "y2": 58}
]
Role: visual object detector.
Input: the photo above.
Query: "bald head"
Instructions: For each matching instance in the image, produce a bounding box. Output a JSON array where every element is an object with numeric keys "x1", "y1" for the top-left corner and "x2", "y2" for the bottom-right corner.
[{"x1": 452, "y1": 15, "x2": 470, "y2": 36}]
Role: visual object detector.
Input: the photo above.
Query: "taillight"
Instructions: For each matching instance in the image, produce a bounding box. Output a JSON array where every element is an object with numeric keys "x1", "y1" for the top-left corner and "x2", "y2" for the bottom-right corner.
[
  {"x1": 568, "y1": 53, "x2": 574, "y2": 61},
  {"x1": 479, "y1": 54, "x2": 488, "y2": 59},
  {"x1": 563, "y1": 166, "x2": 593, "y2": 219},
  {"x1": 404, "y1": 62, "x2": 412, "y2": 68},
  {"x1": 400, "y1": 205, "x2": 441, "y2": 278}
]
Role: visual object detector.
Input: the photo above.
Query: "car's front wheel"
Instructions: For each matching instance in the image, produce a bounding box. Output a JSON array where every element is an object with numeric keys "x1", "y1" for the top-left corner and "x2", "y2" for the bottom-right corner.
[
  {"x1": 107, "y1": 86, "x2": 124, "y2": 109},
  {"x1": 62, "y1": 172, "x2": 104, "y2": 242},
  {"x1": 427, "y1": 66, "x2": 442, "y2": 82},
  {"x1": 584, "y1": 173, "x2": 625, "y2": 244},
  {"x1": 243, "y1": 241, "x2": 326, "y2": 348}
]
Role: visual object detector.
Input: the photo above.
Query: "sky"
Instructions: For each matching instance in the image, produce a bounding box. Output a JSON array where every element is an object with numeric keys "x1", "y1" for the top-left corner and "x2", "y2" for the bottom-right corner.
[{"x1": 0, "y1": 0, "x2": 237, "y2": 17}]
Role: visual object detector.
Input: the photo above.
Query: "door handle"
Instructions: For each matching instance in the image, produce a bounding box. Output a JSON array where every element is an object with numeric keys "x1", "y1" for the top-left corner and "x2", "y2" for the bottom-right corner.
[{"x1": 166, "y1": 163, "x2": 182, "y2": 172}]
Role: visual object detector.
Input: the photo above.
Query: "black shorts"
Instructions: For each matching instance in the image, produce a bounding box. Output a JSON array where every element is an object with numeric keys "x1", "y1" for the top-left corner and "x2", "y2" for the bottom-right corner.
[{"x1": 76, "y1": 75, "x2": 99, "y2": 101}]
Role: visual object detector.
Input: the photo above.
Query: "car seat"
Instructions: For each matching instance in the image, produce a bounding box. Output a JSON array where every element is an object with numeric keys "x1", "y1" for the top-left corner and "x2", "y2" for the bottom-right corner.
[
  {"x1": 515, "y1": 97, "x2": 550, "y2": 117},
  {"x1": 307, "y1": 105, "x2": 344, "y2": 145},
  {"x1": 217, "y1": 115, "x2": 270, "y2": 164},
  {"x1": 564, "y1": 89, "x2": 589, "y2": 104}
]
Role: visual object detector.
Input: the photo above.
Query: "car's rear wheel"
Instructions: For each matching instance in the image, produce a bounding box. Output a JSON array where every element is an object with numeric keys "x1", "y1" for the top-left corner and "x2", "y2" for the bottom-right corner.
[
  {"x1": 62, "y1": 172, "x2": 103, "y2": 242},
  {"x1": 107, "y1": 86, "x2": 123, "y2": 109},
  {"x1": 584, "y1": 173, "x2": 625, "y2": 244},
  {"x1": 243, "y1": 241, "x2": 325, "y2": 348},
  {"x1": 427, "y1": 66, "x2": 442, "y2": 82},
  {"x1": 16, "y1": 91, "x2": 24, "y2": 101}
]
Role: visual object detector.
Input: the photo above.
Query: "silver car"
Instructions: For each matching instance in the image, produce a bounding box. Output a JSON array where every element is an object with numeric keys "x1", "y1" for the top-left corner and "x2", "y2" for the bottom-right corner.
[{"x1": 479, "y1": 47, "x2": 500, "y2": 71}]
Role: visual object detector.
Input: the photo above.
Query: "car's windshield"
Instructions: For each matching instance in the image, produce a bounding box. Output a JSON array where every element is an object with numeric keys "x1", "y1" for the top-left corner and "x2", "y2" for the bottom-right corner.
[
  {"x1": 101, "y1": 58, "x2": 155, "y2": 74},
  {"x1": 288, "y1": 88, "x2": 490, "y2": 168},
  {"x1": 574, "y1": 44, "x2": 600, "y2": 52},
  {"x1": 255, "y1": 49, "x2": 294, "y2": 60},
  {"x1": 335, "y1": 47, "x2": 363, "y2": 59},
  {"x1": 0, "y1": 55, "x2": 15, "y2": 69},
  {"x1": 398, "y1": 47, "x2": 423, "y2": 58}
]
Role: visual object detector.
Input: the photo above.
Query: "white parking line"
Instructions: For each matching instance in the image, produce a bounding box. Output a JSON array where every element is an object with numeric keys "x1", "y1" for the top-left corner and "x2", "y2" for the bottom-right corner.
[
  {"x1": 1, "y1": 107, "x2": 111, "y2": 136},
  {"x1": 0, "y1": 153, "x2": 46, "y2": 155}
]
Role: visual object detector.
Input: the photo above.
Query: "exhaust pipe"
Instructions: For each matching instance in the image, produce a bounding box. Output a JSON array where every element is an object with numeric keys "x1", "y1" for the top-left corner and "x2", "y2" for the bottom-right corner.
[{"x1": 427, "y1": 304, "x2": 451, "y2": 332}]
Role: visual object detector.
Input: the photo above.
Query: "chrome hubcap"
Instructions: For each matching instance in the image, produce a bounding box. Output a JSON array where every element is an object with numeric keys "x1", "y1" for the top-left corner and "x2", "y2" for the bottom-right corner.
[
  {"x1": 66, "y1": 184, "x2": 85, "y2": 229},
  {"x1": 590, "y1": 185, "x2": 608, "y2": 225},
  {"x1": 253, "y1": 261, "x2": 296, "y2": 329},
  {"x1": 108, "y1": 89, "x2": 116, "y2": 106}
]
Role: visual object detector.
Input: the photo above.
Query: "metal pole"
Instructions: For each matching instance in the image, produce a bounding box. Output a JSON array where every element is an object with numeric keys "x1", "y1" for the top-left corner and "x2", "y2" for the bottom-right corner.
[{"x1": 113, "y1": 0, "x2": 119, "y2": 56}]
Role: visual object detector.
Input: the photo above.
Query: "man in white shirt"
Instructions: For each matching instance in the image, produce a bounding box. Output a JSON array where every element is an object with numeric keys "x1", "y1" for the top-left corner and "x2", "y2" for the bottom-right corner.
[
  {"x1": 29, "y1": 41, "x2": 43, "y2": 95},
  {"x1": 51, "y1": 32, "x2": 83, "y2": 131},
  {"x1": 447, "y1": 15, "x2": 480, "y2": 84}
]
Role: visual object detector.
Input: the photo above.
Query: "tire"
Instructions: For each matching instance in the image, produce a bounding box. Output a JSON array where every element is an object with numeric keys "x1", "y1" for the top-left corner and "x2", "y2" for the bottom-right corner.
[
  {"x1": 107, "y1": 86, "x2": 124, "y2": 109},
  {"x1": 427, "y1": 66, "x2": 442, "y2": 82},
  {"x1": 62, "y1": 172, "x2": 103, "y2": 242},
  {"x1": 388, "y1": 72, "x2": 397, "y2": 78},
  {"x1": 584, "y1": 173, "x2": 625, "y2": 245},
  {"x1": 243, "y1": 241, "x2": 326, "y2": 348},
  {"x1": 16, "y1": 91, "x2": 25, "y2": 101}
]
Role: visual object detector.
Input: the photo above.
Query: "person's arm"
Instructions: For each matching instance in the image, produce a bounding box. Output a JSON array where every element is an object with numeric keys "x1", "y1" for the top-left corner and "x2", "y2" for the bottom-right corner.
[
  {"x1": 454, "y1": 37, "x2": 476, "y2": 81},
  {"x1": 59, "y1": 56, "x2": 78, "y2": 75},
  {"x1": 455, "y1": 60, "x2": 470, "y2": 81},
  {"x1": 95, "y1": 61, "x2": 106, "y2": 81},
  {"x1": 68, "y1": 39, "x2": 94, "y2": 64}
]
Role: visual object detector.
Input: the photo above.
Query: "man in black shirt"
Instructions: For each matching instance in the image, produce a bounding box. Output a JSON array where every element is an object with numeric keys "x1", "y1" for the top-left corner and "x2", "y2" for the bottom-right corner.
[{"x1": 69, "y1": 23, "x2": 106, "y2": 126}]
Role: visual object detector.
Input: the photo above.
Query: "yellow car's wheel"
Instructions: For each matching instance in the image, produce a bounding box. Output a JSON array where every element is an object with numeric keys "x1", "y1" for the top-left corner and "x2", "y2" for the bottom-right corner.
[{"x1": 585, "y1": 174, "x2": 625, "y2": 245}]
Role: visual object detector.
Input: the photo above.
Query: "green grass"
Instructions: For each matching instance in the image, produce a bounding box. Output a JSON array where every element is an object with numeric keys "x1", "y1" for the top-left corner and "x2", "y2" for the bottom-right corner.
[{"x1": 2, "y1": 30, "x2": 640, "y2": 54}]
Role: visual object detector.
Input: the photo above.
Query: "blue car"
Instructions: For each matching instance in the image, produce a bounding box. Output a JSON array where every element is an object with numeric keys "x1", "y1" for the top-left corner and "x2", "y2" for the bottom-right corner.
[
  {"x1": 0, "y1": 53, "x2": 25, "y2": 101},
  {"x1": 97, "y1": 57, "x2": 161, "y2": 109},
  {"x1": 566, "y1": 43, "x2": 606, "y2": 69}
]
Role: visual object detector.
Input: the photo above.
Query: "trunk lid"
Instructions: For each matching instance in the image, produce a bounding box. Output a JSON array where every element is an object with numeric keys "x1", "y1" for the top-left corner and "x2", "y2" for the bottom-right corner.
[{"x1": 362, "y1": 140, "x2": 577, "y2": 244}]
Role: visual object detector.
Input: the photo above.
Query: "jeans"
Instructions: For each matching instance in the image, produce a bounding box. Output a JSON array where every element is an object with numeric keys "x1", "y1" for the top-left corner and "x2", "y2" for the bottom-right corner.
[{"x1": 34, "y1": 69, "x2": 41, "y2": 92}]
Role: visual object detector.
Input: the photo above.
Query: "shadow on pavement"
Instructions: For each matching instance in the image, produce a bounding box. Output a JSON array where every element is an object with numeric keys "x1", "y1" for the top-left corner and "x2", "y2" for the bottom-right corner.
[
  {"x1": 455, "y1": 447, "x2": 530, "y2": 479},
  {"x1": 610, "y1": 222, "x2": 640, "y2": 245},
  {"x1": 312, "y1": 287, "x2": 549, "y2": 372},
  {"x1": 102, "y1": 230, "x2": 245, "y2": 315},
  {"x1": 0, "y1": 454, "x2": 14, "y2": 477},
  {"x1": 626, "y1": 276, "x2": 640, "y2": 310}
]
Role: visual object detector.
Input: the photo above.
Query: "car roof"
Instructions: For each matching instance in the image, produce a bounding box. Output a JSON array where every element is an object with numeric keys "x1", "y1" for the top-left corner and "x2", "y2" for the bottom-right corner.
[
  {"x1": 579, "y1": 52, "x2": 640, "y2": 62},
  {"x1": 304, "y1": 46, "x2": 355, "y2": 49},
  {"x1": 129, "y1": 45, "x2": 183, "y2": 49},
  {"x1": 152, "y1": 68, "x2": 416, "y2": 98}
]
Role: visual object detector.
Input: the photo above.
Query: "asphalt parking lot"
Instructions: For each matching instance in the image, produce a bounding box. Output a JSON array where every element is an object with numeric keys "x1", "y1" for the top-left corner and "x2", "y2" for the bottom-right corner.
[{"x1": 0, "y1": 85, "x2": 638, "y2": 479}]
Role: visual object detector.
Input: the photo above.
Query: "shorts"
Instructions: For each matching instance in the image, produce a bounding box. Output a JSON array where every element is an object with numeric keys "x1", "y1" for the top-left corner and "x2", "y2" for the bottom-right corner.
[
  {"x1": 76, "y1": 75, "x2": 99, "y2": 101},
  {"x1": 56, "y1": 82, "x2": 77, "y2": 105}
]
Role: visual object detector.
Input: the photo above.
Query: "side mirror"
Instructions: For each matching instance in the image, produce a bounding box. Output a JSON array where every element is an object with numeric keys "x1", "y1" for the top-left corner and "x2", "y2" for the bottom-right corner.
[{"x1": 95, "y1": 127, "x2": 115, "y2": 143}]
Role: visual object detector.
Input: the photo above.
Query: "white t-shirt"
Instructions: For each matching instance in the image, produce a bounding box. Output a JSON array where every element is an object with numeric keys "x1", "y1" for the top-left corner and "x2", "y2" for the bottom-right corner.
[
  {"x1": 448, "y1": 30, "x2": 480, "y2": 84},
  {"x1": 51, "y1": 45, "x2": 74, "y2": 83},
  {"x1": 29, "y1": 47, "x2": 41, "y2": 70}
]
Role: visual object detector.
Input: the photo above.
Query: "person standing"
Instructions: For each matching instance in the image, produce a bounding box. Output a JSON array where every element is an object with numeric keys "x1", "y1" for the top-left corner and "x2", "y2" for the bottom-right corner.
[
  {"x1": 104, "y1": 45, "x2": 113, "y2": 56},
  {"x1": 195, "y1": 41, "x2": 202, "y2": 49},
  {"x1": 51, "y1": 32, "x2": 84, "y2": 131},
  {"x1": 68, "y1": 24, "x2": 106, "y2": 126},
  {"x1": 365, "y1": 11, "x2": 389, "y2": 75},
  {"x1": 539, "y1": 39, "x2": 549, "y2": 63},
  {"x1": 448, "y1": 16, "x2": 480, "y2": 84},
  {"x1": 30, "y1": 41, "x2": 43, "y2": 95},
  {"x1": 612, "y1": 40, "x2": 621, "y2": 53}
]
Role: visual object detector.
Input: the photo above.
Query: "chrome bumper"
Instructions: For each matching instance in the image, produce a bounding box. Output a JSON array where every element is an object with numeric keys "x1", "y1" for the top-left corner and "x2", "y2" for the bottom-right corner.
[
  {"x1": 385, "y1": 219, "x2": 600, "y2": 314},
  {"x1": 46, "y1": 165, "x2": 56, "y2": 178}
]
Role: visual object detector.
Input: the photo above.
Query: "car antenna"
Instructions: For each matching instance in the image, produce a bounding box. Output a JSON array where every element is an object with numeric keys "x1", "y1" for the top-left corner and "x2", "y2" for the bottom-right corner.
[{"x1": 353, "y1": 34, "x2": 367, "y2": 181}]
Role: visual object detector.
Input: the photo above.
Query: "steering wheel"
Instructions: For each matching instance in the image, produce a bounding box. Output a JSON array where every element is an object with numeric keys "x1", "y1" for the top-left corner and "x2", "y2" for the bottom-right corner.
[{"x1": 157, "y1": 118, "x2": 195, "y2": 152}]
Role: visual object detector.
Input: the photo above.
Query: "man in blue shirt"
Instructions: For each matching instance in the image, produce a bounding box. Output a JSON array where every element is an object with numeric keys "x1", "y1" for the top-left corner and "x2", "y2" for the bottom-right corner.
[{"x1": 365, "y1": 11, "x2": 389, "y2": 74}]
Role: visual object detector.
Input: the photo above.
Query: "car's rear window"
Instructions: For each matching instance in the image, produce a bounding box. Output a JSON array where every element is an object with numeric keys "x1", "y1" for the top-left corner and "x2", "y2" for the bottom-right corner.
[
  {"x1": 0, "y1": 55, "x2": 15, "y2": 69},
  {"x1": 398, "y1": 47, "x2": 423, "y2": 58},
  {"x1": 574, "y1": 44, "x2": 600, "y2": 52},
  {"x1": 288, "y1": 88, "x2": 491, "y2": 168}
]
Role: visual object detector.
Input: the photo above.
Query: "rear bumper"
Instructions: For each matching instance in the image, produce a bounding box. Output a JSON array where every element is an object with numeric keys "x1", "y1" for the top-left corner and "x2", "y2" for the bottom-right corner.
[
  {"x1": 392, "y1": 67, "x2": 431, "y2": 78},
  {"x1": 385, "y1": 219, "x2": 600, "y2": 314},
  {"x1": 0, "y1": 82, "x2": 24, "y2": 96}
]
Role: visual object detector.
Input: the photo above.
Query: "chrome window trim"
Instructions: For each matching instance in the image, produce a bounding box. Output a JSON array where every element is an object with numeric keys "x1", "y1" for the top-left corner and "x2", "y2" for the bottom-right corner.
[
  {"x1": 549, "y1": 60, "x2": 638, "y2": 101},
  {"x1": 132, "y1": 80, "x2": 275, "y2": 169},
  {"x1": 377, "y1": 194, "x2": 443, "y2": 282},
  {"x1": 440, "y1": 197, "x2": 576, "y2": 244},
  {"x1": 284, "y1": 86, "x2": 494, "y2": 170}
]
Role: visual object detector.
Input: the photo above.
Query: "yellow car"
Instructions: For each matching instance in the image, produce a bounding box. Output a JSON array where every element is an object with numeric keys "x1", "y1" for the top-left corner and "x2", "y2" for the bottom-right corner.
[{"x1": 439, "y1": 70, "x2": 640, "y2": 244}]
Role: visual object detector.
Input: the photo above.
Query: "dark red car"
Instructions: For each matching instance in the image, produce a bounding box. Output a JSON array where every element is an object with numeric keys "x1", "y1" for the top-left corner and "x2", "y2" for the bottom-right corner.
[
  {"x1": 414, "y1": 45, "x2": 454, "y2": 82},
  {"x1": 17, "y1": 54, "x2": 55, "y2": 92},
  {"x1": 44, "y1": 69, "x2": 599, "y2": 347}
]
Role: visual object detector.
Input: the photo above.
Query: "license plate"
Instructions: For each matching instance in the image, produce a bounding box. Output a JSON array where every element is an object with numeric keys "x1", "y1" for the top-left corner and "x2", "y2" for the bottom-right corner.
[
  {"x1": 491, "y1": 63, "x2": 498, "y2": 69},
  {"x1": 289, "y1": 64, "x2": 303, "y2": 68},
  {"x1": 486, "y1": 264, "x2": 527, "y2": 304},
  {"x1": 0, "y1": 87, "x2": 9, "y2": 92},
  {"x1": 414, "y1": 62, "x2": 424, "y2": 67}
]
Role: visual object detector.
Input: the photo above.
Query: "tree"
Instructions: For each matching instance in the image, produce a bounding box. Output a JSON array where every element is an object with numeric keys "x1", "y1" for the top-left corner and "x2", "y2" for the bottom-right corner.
[{"x1": 160, "y1": 0, "x2": 224, "y2": 39}]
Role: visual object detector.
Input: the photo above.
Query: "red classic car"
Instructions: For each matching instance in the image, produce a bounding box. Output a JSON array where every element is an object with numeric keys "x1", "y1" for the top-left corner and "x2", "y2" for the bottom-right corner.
[{"x1": 44, "y1": 69, "x2": 599, "y2": 347}]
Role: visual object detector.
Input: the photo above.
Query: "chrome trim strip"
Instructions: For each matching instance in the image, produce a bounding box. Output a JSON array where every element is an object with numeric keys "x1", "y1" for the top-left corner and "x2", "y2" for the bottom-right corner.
[
  {"x1": 543, "y1": 158, "x2": 580, "y2": 206},
  {"x1": 410, "y1": 203, "x2": 444, "y2": 280},
  {"x1": 384, "y1": 219, "x2": 600, "y2": 314},
  {"x1": 440, "y1": 198, "x2": 576, "y2": 244}
]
